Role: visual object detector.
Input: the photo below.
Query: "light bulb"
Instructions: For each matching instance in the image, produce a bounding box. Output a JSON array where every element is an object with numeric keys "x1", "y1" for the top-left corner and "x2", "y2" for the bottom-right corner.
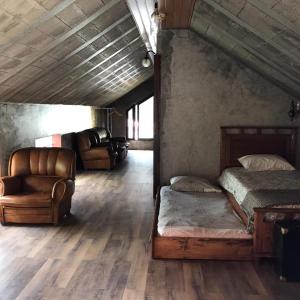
[{"x1": 142, "y1": 57, "x2": 151, "y2": 68}]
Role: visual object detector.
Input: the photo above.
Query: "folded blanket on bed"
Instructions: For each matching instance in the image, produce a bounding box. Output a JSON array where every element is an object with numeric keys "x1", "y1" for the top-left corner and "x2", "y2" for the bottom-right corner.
[
  {"x1": 219, "y1": 168, "x2": 300, "y2": 232},
  {"x1": 242, "y1": 189, "x2": 300, "y2": 232}
]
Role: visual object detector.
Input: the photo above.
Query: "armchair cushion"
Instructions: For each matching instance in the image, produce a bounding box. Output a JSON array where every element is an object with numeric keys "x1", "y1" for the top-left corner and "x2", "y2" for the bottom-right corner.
[
  {"x1": 0, "y1": 176, "x2": 22, "y2": 196},
  {"x1": 81, "y1": 147, "x2": 111, "y2": 160}
]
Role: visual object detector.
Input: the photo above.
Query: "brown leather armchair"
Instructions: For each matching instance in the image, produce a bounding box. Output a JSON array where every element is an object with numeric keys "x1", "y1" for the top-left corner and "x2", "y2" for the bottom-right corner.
[
  {"x1": 0, "y1": 147, "x2": 76, "y2": 225},
  {"x1": 76, "y1": 130, "x2": 117, "y2": 170},
  {"x1": 94, "y1": 127, "x2": 129, "y2": 161}
]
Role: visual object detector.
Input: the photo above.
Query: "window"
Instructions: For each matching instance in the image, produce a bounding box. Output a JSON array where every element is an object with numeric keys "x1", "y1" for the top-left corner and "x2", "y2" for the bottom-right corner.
[{"x1": 127, "y1": 97, "x2": 154, "y2": 140}]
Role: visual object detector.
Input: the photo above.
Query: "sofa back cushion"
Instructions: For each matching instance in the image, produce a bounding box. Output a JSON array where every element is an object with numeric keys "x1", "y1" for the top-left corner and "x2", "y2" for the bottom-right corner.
[
  {"x1": 95, "y1": 127, "x2": 112, "y2": 141},
  {"x1": 76, "y1": 131, "x2": 91, "y2": 152},
  {"x1": 9, "y1": 148, "x2": 75, "y2": 179}
]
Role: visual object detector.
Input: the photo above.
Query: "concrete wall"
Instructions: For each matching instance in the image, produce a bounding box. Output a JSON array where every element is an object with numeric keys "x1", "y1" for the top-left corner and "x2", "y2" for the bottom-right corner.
[
  {"x1": 159, "y1": 30, "x2": 300, "y2": 184},
  {"x1": 107, "y1": 78, "x2": 154, "y2": 150},
  {"x1": 0, "y1": 103, "x2": 96, "y2": 176}
]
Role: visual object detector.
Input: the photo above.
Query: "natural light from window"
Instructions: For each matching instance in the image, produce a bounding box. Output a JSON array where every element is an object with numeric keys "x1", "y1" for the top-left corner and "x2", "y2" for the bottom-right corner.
[
  {"x1": 128, "y1": 108, "x2": 134, "y2": 139},
  {"x1": 139, "y1": 97, "x2": 153, "y2": 139},
  {"x1": 127, "y1": 97, "x2": 154, "y2": 140}
]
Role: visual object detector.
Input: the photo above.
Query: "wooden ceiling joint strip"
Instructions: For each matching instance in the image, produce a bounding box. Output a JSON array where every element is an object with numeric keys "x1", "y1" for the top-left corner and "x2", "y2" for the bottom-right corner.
[
  {"x1": 0, "y1": 0, "x2": 122, "y2": 87},
  {"x1": 44, "y1": 41, "x2": 144, "y2": 103},
  {"x1": 24, "y1": 27, "x2": 138, "y2": 102},
  {"x1": 193, "y1": 11, "x2": 300, "y2": 87},
  {"x1": 247, "y1": 0, "x2": 300, "y2": 38},
  {"x1": 192, "y1": 13, "x2": 300, "y2": 97},
  {"x1": 69, "y1": 49, "x2": 144, "y2": 103},
  {"x1": 67, "y1": 53, "x2": 144, "y2": 102},
  {"x1": 202, "y1": 0, "x2": 300, "y2": 64},
  {"x1": 2, "y1": 13, "x2": 132, "y2": 102},
  {"x1": 61, "y1": 62, "x2": 136, "y2": 100},
  {"x1": 0, "y1": 0, "x2": 76, "y2": 53}
]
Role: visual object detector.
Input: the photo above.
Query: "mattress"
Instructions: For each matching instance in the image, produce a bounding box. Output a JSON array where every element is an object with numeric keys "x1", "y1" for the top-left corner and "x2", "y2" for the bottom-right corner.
[{"x1": 157, "y1": 186, "x2": 252, "y2": 239}]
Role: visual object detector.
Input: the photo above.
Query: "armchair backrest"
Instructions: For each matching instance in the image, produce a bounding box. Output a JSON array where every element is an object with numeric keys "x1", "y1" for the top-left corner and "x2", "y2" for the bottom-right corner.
[
  {"x1": 95, "y1": 127, "x2": 112, "y2": 141},
  {"x1": 9, "y1": 148, "x2": 76, "y2": 180}
]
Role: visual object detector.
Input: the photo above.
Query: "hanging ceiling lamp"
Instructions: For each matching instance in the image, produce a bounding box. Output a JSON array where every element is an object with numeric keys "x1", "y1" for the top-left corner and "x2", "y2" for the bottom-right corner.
[{"x1": 142, "y1": 50, "x2": 156, "y2": 68}]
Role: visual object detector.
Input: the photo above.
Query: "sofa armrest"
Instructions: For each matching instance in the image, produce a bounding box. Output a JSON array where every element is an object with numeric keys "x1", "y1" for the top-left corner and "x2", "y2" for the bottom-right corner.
[
  {"x1": 0, "y1": 176, "x2": 21, "y2": 196},
  {"x1": 52, "y1": 179, "x2": 75, "y2": 203}
]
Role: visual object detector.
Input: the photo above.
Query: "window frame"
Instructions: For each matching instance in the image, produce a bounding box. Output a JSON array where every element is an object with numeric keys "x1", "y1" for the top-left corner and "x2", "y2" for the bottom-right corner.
[{"x1": 126, "y1": 97, "x2": 154, "y2": 141}]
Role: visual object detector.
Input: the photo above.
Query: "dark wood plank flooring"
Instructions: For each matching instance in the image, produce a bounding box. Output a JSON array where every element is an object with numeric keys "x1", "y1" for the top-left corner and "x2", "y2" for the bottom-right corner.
[{"x1": 0, "y1": 150, "x2": 300, "y2": 299}]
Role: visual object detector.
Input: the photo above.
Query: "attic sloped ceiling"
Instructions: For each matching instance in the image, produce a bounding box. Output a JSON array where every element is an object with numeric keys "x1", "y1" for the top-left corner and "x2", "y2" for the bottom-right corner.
[
  {"x1": 191, "y1": 0, "x2": 300, "y2": 99},
  {"x1": 0, "y1": 0, "x2": 153, "y2": 106}
]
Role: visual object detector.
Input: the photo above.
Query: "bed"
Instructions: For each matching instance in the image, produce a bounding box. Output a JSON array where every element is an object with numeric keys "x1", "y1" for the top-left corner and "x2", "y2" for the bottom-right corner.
[
  {"x1": 219, "y1": 126, "x2": 300, "y2": 257},
  {"x1": 152, "y1": 186, "x2": 253, "y2": 260}
]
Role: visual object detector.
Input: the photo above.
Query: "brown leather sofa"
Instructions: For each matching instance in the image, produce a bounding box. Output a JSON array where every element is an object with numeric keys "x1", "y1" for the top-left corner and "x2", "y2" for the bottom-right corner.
[
  {"x1": 0, "y1": 147, "x2": 76, "y2": 225},
  {"x1": 76, "y1": 130, "x2": 117, "y2": 170},
  {"x1": 94, "y1": 127, "x2": 129, "y2": 161}
]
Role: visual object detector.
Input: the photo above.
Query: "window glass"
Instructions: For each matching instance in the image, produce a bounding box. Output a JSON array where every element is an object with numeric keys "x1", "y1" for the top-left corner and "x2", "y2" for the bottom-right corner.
[
  {"x1": 127, "y1": 108, "x2": 134, "y2": 139},
  {"x1": 139, "y1": 97, "x2": 154, "y2": 139}
]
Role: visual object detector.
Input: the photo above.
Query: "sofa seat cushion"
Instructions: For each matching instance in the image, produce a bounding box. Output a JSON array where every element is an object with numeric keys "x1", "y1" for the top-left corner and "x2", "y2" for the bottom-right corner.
[
  {"x1": 0, "y1": 192, "x2": 52, "y2": 208},
  {"x1": 22, "y1": 176, "x2": 62, "y2": 193}
]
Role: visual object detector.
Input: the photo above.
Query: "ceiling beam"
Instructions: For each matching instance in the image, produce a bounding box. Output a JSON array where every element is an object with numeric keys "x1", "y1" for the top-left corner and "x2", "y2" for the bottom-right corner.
[
  {"x1": 126, "y1": 0, "x2": 156, "y2": 51},
  {"x1": 0, "y1": 0, "x2": 122, "y2": 86},
  {"x1": 2, "y1": 13, "x2": 132, "y2": 102}
]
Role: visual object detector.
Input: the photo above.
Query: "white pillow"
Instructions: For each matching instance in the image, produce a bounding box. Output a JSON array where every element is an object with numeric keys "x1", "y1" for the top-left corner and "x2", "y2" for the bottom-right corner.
[
  {"x1": 238, "y1": 154, "x2": 295, "y2": 171},
  {"x1": 170, "y1": 176, "x2": 222, "y2": 192}
]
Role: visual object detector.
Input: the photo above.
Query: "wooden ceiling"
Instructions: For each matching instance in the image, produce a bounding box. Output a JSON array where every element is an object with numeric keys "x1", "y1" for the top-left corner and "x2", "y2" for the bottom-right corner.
[
  {"x1": 0, "y1": 0, "x2": 153, "y2": 106},
  {"x1": 159, "y1": 0, "x2": 196, "y2": 29},
  {"x1": 191, "y1": 0, "x2": 300, "y2": 98},
  {"x1": 0, "y1": 0, "x2": 298, "y2": 107}
]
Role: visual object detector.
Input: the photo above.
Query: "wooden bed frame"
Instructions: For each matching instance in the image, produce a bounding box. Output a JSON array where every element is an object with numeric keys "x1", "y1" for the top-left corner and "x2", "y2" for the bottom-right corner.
[
  {"x1": 221, "y1": 126, "x2": 300, "y2": 257},
  {"x1": 152, "y1": 188, "x2": 253, "y2": 260},
  {"x1": 152, "y1": 126, "x2": 300, "y2": 260}
]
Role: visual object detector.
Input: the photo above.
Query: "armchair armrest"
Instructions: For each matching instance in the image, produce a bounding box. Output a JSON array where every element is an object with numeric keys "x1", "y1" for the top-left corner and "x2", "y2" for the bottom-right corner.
[
  {"x1": 82, "y1": 147, "x2": 111, "y2": 160},
  {"x1": 52, "y1": 179, "x2": 75, "y2": 203},
  {"x1": 0, "y1": 176, "x2": 21, "y2": 196}
]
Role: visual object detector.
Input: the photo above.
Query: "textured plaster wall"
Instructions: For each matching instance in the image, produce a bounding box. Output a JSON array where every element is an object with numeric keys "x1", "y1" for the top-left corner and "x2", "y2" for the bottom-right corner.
[
  {"x1": 159, "y1": 30, "x2": 300, "y2": 184},
  {"x1": 0, "y1": 103, "x2": 96, "y2": 176}
]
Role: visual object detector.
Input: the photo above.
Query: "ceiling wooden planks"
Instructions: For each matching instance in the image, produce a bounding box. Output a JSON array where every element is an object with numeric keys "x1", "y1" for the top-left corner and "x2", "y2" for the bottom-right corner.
[
  {"x1": 159, "y1": 0, "x2": 196, "y2": 29},
  {"x1": 0, "y1": 0, "x2": 153, "y2": 106},
  {"x1": 191, "y1": 0, "x2": 300, "y2": 98}
]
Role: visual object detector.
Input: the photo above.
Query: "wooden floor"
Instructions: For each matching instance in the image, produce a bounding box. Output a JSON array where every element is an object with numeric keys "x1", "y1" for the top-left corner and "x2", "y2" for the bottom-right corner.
[{"x1": 1, "y1": 150, "x2": 300, "y2": 300}]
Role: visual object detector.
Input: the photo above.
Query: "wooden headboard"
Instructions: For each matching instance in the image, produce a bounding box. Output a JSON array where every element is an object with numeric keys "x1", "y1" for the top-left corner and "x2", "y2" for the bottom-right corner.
[{"x1": 220, "y1": 126, "x2": 297, "y2": 173}]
